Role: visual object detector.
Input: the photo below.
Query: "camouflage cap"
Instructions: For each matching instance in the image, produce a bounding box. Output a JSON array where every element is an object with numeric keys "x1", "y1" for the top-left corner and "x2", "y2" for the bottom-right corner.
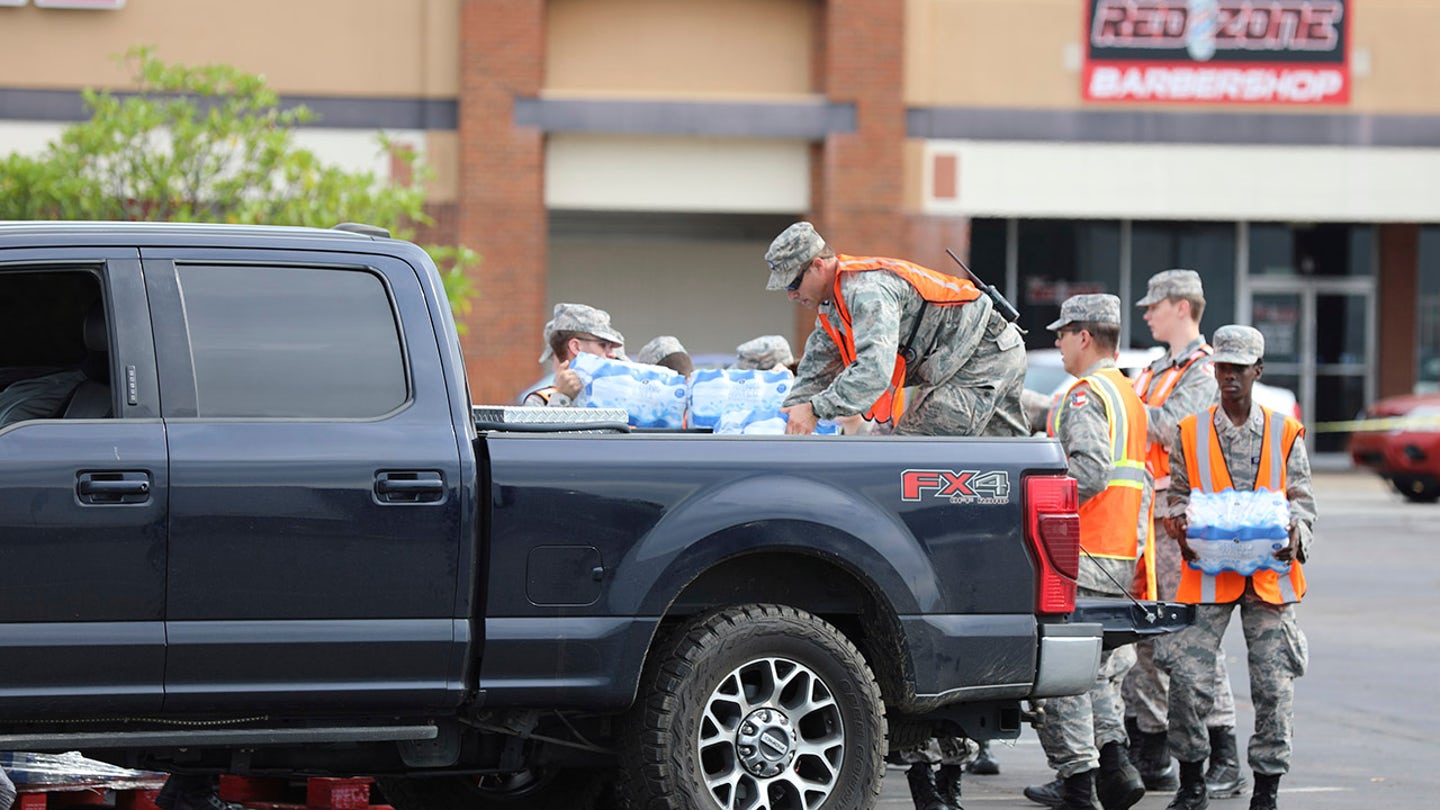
[
  {"x1": 537, "y1": 302, "x2": 625, "y2": 364},
  {"x1": 1210, "y1": 324, "x2": 1265, "y2": 365},
  {"x1": 635, "y1": 335, "x2": 687, "y2": 366},
  {"x1": 764, "y1": 222, "x2": 826, "y2": 291},
  {"x1": 1046, "y1": 293, "x2": 1122, "y2": 332},
  {"x1": 734, "y1": 335, "x2": 795, "y2": 370},
  {"x1": 1136, "y1": 268, "x2": 1205, "y2": 307}
]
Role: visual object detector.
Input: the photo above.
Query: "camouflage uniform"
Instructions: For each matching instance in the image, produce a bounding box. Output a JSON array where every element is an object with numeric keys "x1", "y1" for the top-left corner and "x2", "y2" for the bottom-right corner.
[
  {"x1": 1122, "y1": 333, "x2": 1238, "y2": 735},
  {"x1": 785, "y1": 270, "x2": 1027, "y2": 437},
  {"x1": 1158, "y1": 327, "x2": 1315, "y2": 776},
  {"x1": 522, "y1": 303, "x2": 625, "y2": 408},
  {"x1": 1, "y1": 762, "x2": 15, "y2": 810},
  {"x1": 1035, "y1": 296, "x2": 1149, "y2": 779},
  {"x1": 735, "y1": 335, "x2": 795, "y2": 371}
]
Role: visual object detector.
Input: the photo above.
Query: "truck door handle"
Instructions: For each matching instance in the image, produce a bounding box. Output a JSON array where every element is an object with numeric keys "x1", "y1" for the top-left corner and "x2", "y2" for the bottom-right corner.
[
  {"x1": 375, "y1": 471, "x2": 445, "y2": 503},
  {"x1": 77, "y1": 471, "x2": 153, "y2": 505}
]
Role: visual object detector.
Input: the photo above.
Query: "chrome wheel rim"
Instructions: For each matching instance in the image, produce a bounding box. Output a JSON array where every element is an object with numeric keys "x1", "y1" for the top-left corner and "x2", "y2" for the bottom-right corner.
[{"x1": 697, "y1": 656, "x2": 844, "y2": 810}]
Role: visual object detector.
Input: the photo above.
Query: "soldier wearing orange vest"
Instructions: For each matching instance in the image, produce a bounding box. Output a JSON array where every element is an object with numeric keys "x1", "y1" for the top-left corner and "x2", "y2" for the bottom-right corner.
[
  {"x1": 762, "y1": 222, "x2": 1027, "y2": 439},
  {"x1": 1121, "y1": 269, "x2": 1244, "y2": 799},
  {"x1": 1159, "y1": 325, "x2": 1315, "y2": 810},
  {"x1": 1024, "y1": 294, "x2": 1150, "y2": 810}
]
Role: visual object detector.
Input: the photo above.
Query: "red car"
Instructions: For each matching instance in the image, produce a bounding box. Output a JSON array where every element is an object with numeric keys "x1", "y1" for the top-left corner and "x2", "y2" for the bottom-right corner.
[{"x1": 1349, "y1": 393, "x2": 1440, "y2": 503}]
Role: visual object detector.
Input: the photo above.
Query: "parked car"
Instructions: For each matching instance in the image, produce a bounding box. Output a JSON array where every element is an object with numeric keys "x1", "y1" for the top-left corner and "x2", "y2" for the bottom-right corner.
[
  {"x1": 1349, "y1": 392, "x2": 1440, "y2": 503},
  {"x1": 1024, "y1": 347, "x2": 1302, "y2": 431}
]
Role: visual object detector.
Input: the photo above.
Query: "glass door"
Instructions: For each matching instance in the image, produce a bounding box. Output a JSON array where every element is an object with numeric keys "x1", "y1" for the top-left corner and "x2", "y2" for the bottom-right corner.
[{"x1": 1247, "y1": 279, "x2": 1375, "y2": 455}]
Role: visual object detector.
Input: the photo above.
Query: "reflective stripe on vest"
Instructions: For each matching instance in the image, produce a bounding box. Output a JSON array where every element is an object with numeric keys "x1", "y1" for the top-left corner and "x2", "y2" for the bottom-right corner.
[
  {"x1": 1053, "y1": 367, "x2": 1148, "y2": 561},
  {"x1": 1178, "y1": 405, "x2": 1307, "y2": 605},
  {"x1": 817, "y1": 255, "x2": 981, "y2": 422},
  {"x1": 1133, "y1": 344, "x2": 1212, "y2": 482}
]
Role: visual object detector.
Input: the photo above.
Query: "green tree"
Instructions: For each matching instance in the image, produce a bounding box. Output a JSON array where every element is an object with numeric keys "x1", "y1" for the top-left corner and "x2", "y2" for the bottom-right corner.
[{"x1": 0, "y1": 46, "x2": 476, "y2": 321}]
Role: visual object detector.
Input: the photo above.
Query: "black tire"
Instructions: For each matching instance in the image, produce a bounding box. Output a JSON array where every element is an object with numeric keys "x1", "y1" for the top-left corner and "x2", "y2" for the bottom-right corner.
[
  {"x1": 1395, "y1": 477, "x2": 1440, "y2": 503},
  {"x1": 617, "y1": 604, "x2": 885, "y2": 810},
  {"x1": 376, "y1": 768, "x2": 607, "y2": 810}
]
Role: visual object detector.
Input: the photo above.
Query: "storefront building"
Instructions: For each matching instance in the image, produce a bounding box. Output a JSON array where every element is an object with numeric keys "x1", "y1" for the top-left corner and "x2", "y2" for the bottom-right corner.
[{"x1": 1, "y1": 0, "x2": 1436, "y2": 456}]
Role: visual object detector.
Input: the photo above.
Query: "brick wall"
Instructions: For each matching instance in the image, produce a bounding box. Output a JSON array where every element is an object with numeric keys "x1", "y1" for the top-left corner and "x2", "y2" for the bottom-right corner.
[{"x1": 458, "y1": 0, "x2": 548, "y2": 404}]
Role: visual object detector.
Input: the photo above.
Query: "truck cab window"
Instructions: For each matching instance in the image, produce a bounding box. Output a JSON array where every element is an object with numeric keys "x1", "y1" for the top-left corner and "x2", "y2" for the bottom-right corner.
[
  {"x1": 0, "y1": 269, "x2": 109, "y2": 427},
  {"x1": 176, "y1": 265, "x2": 407, "y2": 418}
]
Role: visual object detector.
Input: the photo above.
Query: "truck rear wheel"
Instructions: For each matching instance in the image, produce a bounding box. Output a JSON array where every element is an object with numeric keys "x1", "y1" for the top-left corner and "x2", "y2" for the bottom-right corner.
[
  {"x1": 376, "y1": 768, "x2": 606, "y2": 810},
  {"x1": 619, "y1": 604, "x2": 885, "y2": 810}
]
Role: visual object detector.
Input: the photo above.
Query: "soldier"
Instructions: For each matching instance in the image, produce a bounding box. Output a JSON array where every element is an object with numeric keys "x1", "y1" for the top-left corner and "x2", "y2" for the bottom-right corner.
[
  {"x1": 1024, "y1": 295, "x2": 1149, "y2": 810},
  {"x1": 734, "y1": 334, "x2": 796, "y2": 372},
  {"x1": 762, "y1": 222, "x2": 1026, "y2": 437},
  {"x1": 1121, "y1": 269, "x2": 1245, "y2": 798},
  {"x1": 1160, "y1": 325, "x2": 1314, "y2": 810},
  {"x1": 635, "y1": 335, "x2": 694, "y2": 376},
  {"x1": 522, "y1": 303, "x2": 625, "y2": 407}
]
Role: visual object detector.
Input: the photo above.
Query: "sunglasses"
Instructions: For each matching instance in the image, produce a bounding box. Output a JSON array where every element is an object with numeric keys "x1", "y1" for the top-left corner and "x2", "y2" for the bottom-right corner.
[{"x1": 786, "y1": 259, "x2": 811, "y2": 292}]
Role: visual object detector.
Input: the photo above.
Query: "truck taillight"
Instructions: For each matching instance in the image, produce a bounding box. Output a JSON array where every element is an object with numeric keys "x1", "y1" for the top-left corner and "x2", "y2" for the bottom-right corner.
[{"x1": 1024, "y1": 475, "x2": 1080, "y2": 615}]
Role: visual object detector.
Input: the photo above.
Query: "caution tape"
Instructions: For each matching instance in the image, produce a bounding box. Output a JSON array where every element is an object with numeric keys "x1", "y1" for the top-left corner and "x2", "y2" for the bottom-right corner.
[{"x1": 1310, "y1": 413, "x2": 1440, "y2": 433}]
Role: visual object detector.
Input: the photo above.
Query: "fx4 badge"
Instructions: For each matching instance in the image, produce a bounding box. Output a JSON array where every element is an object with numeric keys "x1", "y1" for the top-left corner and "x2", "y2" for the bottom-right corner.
[{"x1": 901, "y1": 469, "x2": 1012, "y2": 504}]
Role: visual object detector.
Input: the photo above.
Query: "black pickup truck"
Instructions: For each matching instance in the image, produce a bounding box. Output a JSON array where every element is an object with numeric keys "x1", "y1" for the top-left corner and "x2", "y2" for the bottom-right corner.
[{"x1": 0, "y1": 222, "x2": 1188, "y2": 810}]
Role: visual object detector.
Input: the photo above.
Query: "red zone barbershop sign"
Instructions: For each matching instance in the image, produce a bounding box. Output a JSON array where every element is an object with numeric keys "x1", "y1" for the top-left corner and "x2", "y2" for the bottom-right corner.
[
  {"x1": 902, "y1": 469, "x2": 1011, "y2": 505},
  {"x1": 1084, "y1": 0, "x2": 1349, "y2": 105}
]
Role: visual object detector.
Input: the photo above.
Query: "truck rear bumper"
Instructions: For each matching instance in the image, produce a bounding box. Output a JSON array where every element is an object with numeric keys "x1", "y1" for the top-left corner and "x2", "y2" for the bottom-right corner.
[{"x1": 1029, "y1": 622, "x2": 1103, "y2": 698}]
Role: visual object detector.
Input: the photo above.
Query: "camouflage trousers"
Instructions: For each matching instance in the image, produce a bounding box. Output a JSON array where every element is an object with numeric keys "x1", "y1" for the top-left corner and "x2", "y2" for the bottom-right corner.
[
  {"x1": 1156, "y1": 595, "x2": 1308, "y2": 774},
  {"x1": 1122, "y1": 516, "x2": 1237, "y2": 733},
  {"x1": 1035, "y1": 588, "x2": 1139, "y2": 778},
  {"x1": 889, "y1": 735, "x2": 976, "y2": 766},
  {"x1": 895, "y1": 340, "x2": 1028, "y2": 438}
]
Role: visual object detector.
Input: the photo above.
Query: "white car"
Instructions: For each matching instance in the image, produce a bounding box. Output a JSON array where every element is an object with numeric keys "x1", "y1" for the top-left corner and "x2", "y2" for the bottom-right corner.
[{"x1": 1024, "y1": 347, "x2": 1301, "y2": 432}]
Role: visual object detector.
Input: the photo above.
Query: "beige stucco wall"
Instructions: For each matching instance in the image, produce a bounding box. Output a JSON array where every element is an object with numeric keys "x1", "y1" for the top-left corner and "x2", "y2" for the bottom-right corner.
[
  {"x1": 0, "y1": 0, "x2": 459, "y2": 97},
  {"x1": 906, "y1": 0, "x2": 1440, "y2": 114},
  {"x1": 545, "y1": 0, "x2": 816, "y2": 98}
]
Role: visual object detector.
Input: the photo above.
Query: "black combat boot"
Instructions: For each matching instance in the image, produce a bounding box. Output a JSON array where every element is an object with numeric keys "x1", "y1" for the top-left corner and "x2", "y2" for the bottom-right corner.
[
  {"x1": 1204, "y1": 726, "x2": 1249, "y2": 798},
  {"x1": 1096, "y1": 741, "x2": 1145, "y2": 809},
  {"x1": 1165, "y1": 760, "x2": 1210, "y2": 810},
  {"x1": 1057, "y1": 770, "x2": 1101, "y2": 810},
  {"x1": 1137, "y1": 729, "x2": 1179, "y2": 791},
  {"x1": 1248, "y1": 772, "x2": 1281, "y2": 810},
  {"x1": 905, "y1": 762, "x2": 959, "y2": 810},
  {"x1": 157, "y1": 775, "x2": 245, "y2": 810},
  {"x1": 1124, "y1": 716, "x2": 1144, "y2": 767},
  {"x1": 966, "y1": 740, "x2": 1000, "y2": 775},
  {"x1": 1023, "y1": 775, "x2": 1065, "y2": 808},
  {"x1": 935, "y1": 763, "x2": 964, "y2": 808}
]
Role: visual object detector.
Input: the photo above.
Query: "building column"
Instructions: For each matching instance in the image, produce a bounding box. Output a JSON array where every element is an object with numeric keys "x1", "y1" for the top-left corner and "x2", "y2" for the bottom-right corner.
[
  {"x1": 458, "y1": 0, "x2": 547, "y2": 404},
  {"x1": 1378, "y1": 223, "x2": 1419, "y2": 398}
]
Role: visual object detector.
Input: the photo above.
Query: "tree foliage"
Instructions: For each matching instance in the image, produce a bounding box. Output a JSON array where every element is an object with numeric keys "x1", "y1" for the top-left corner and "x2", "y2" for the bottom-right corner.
[{"x1": 0, "y1": 47, "x2": 476, "y2": 319}]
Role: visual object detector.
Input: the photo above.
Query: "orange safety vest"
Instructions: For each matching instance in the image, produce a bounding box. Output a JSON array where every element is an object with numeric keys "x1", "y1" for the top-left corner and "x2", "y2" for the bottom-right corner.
[
  {"x1": 1132, "y1": 343, "x2": 1212, "y2": 484},
  {"x1": 1050, "y1": 369, "x2": 1152, "y2": 582},
  {"x1": 1176, "y1": 405, "x2": 1307, "y2": 605},
  {"x1": 817, "y1": 255, "x2": 981, "y2": 423}
]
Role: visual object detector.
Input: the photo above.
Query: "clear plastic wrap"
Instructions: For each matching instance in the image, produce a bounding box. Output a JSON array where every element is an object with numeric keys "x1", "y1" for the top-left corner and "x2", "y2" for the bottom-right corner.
[
  {"x1": 1184, "y1": 488, "x2": 1292, "y2": 575},
  {"x1": 569, "y1": 353, "x2": 689, "y2": 429}
]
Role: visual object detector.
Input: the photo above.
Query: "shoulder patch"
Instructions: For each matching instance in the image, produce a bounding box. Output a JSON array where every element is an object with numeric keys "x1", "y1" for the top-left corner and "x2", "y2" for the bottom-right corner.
[{"x1": 1069, "y1": 389, "x2": 1089, "y2": 408}]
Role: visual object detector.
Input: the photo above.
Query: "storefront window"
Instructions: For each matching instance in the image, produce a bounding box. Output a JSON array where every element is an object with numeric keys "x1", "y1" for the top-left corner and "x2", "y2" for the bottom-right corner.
[
  {"x1": 1016, "y1": 220, "x2": 1121, "y2": 347},
  {"x1": 1130, "y1": 222, "x2": 1236, "y2": 350},
  {"x1": 1418, "y1": 227, "x2": 1440, "y2": 393},
  {"x1": 1249, "y1": 223, "x2": 1375, "y2": 277}
]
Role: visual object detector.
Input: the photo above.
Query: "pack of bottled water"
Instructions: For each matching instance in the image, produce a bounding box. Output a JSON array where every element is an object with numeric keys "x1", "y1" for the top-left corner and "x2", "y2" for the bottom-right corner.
[
  {"x1": 688, "y1": 368, "x2": 795, "y2": 431},
  {"x1": 714, "y1": 407, "x2": 841, "y2": 435},
  {"x1": 570, "y1": 353, "x2": 688, "y2": 429},
  {"x1": 1184, "y1": 488, "x2": 1292, "y2": 575}
]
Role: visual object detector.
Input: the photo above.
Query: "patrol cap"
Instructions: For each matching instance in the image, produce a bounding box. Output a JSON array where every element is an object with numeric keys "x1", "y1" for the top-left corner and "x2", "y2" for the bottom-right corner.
[
  {"x1": 635, "y1": 335, "x2": 687, "y2": 366},
  {"x1": 1209, "y1": 324, "x2": 1265, "y2": 365},
  {"x1": 765, "y1": 222, "x2": 826, "y2": 291},
  {"x1": 735, "y1": 335, "x2": 795, "y2": 370},
  {"x1": 1046, "y1": 293, "x2": 1122, "y2": 332},
  {"x1": 1137, "y1": 269, "x2": 1205, "y2": 307},
  {"x1": 537, "y1": 302, "x2": 626, "y2": 364}
]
